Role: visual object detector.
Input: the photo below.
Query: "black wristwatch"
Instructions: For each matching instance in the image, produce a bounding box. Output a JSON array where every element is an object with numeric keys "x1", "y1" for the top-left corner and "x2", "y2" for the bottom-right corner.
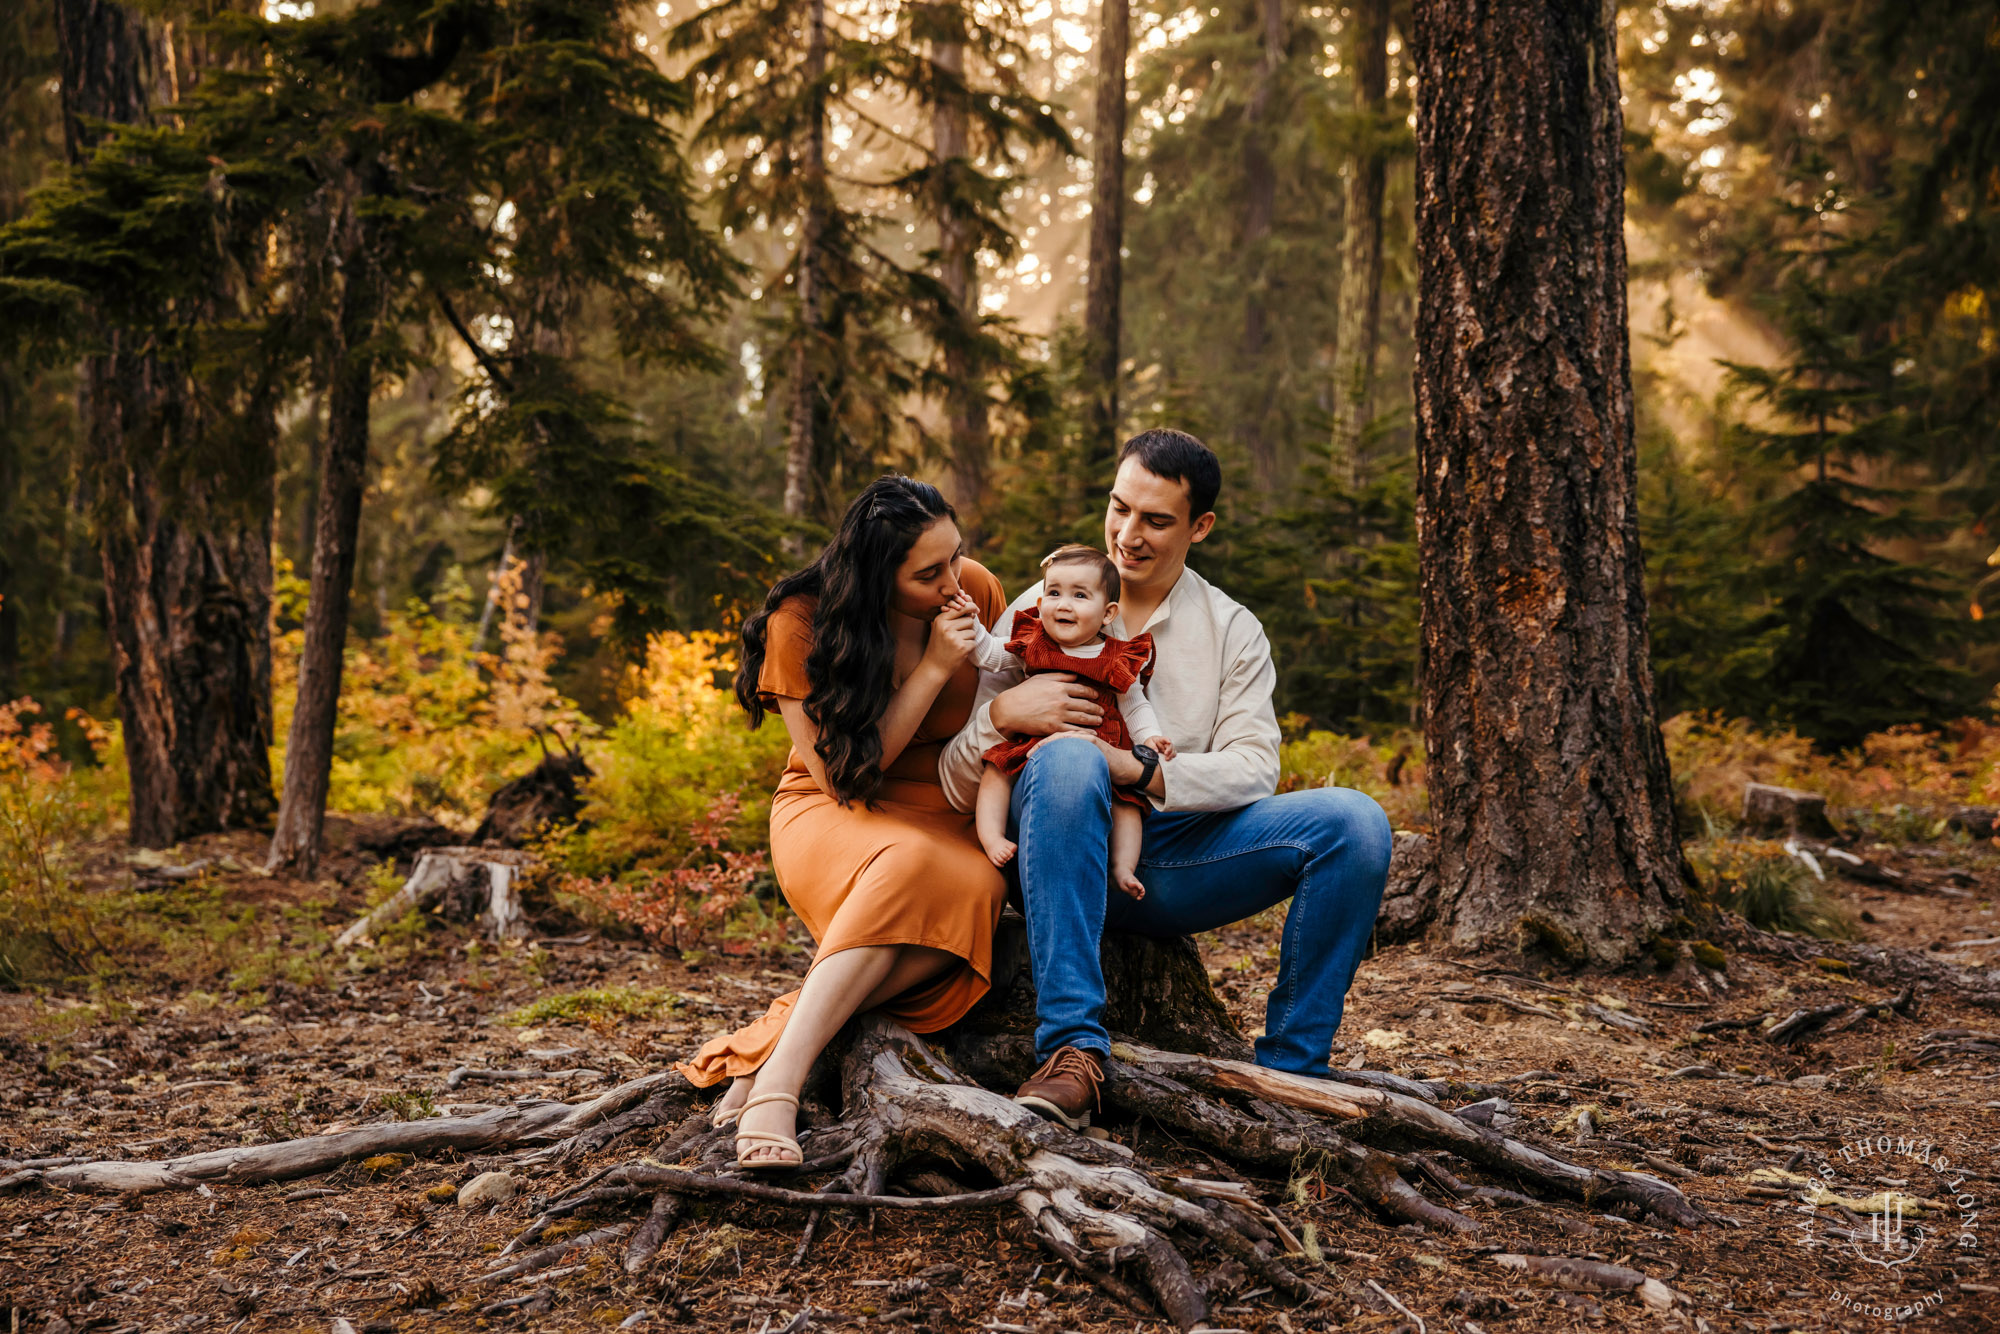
[{"x1": 1127, "y1": 742, "x2": 1161, "y2": 794}]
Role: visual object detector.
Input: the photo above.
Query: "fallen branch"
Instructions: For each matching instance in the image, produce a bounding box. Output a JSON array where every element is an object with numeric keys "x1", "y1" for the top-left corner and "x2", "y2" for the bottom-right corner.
[
  {"x1": 31, "y1": 1071, "x2": 691, "y2": 1193},
  {"x1": 1765, "y1": 989, "x2": 1914, "y2": 1047},
  {"x1": 475, "y1": 1223, "x2": 633, "y2": 1286},
  {"x1": 1490, "y1": 1253, "x2": 1683, "y2": 1311}
]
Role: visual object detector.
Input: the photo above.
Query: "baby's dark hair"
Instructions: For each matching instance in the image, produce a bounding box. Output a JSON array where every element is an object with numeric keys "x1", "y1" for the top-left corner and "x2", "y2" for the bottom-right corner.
[{"x1": 1040, "y1": 543, "x2": 1120, "y2": 602}]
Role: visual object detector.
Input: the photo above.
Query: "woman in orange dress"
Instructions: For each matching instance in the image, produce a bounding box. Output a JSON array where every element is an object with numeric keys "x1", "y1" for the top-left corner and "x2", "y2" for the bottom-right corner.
[{"x1": 677, "y1": 474, "x2": 1010, "y2": 1168}]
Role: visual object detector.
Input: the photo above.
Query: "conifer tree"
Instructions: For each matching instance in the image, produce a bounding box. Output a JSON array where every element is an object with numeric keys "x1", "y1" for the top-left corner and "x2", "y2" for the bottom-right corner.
[
  {"x1": 671, "y1": 0, "x2": 1059, "y2": 524},
  {"x1": 1412, "y1": 0, "x2": 1688, "y2": 961},
  {"x1": 0, "y1": 1, "x2": 66, "y2": 699},
  {"x1": 1080, "y1": 0, "x2": 1129, "y2": 466},
  {"x1": 1328, "y1": 0, "x2": 1394, "y2": 469},
  {"x1": 1723, "y1": 159, "x2": 1977, "y2": 746},
  {"x1": 892, "y1": 0, "x2": 1065, "y2": 536},
  {"x1": 34, "y1": 0, "x2": 278, "y2": 847},
  {"x1": 1122, "y1": 0, "x2": 1355, "y2": 482},
  {"x1": 673, "y1": 0, "x2": 908, "y2": 522}
]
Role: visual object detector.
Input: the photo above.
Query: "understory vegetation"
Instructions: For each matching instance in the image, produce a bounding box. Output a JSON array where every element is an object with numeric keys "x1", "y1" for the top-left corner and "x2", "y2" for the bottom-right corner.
[{"x1": 6, "y1": 589, "x2": 1998, "y2": 991}]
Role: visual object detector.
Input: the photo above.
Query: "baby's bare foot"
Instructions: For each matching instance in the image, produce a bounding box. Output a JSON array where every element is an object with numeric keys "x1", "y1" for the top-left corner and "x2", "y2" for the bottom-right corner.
[{"x1": 983, "y1": 837, "x2": 1017, "y2": 868}]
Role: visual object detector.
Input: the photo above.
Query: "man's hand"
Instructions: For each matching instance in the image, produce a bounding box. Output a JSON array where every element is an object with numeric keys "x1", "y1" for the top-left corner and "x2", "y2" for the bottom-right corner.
[{"x1": 991, "y1": 672, "x2": 1105, "y2": 736}]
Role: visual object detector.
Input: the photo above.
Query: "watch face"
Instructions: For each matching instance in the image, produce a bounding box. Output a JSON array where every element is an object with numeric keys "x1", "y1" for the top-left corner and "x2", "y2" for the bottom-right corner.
[{"x1": 1132, "y1": 743, "x2": 1159, "y2": 763}]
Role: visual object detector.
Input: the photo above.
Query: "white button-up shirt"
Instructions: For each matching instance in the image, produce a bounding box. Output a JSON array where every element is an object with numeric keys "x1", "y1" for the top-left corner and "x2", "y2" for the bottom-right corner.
[{"x1": 939, "y1": 564, "x2": 1282, "y2": 814}]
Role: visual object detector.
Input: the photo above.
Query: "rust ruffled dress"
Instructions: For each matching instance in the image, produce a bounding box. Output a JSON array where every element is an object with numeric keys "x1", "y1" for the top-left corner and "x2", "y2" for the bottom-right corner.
[
  {"x1": 978, "y1": 609, "x2": 1156, "y2": 811},
  {"x1": 677, "y1": 560, "x2": 1011, "y2": 1087}
]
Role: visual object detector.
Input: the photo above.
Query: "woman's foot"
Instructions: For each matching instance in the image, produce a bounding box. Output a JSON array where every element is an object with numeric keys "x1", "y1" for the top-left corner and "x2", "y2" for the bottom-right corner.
[
  {"x1": 733, "y1": 1091, "x2": 803, "y2": 1170},
  {"x1": 710, "y1": 1074, "x2": 756, "y2": 1127}
]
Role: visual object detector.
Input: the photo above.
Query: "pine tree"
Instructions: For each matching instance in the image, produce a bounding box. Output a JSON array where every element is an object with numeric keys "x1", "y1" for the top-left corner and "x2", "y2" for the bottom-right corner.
[
  {"x1": 1328, "y1": 0, "x2": 1397, "y2": 471},
  {"x1": 892, "y1": 0, "x2": 1066, "y2": 538},
  {"x1": 1412, "y1": 0, "x2": 1688, "y2": 961},
  {"x1": 671, "y1": 0, "x2": 906, "y2": 524},
  {"x1": 10, "y1": 0, "x2": 281, "y2": 847},
  {"x1": 671, "y1": 0, "x2": 1059, "y2": 525},
  {"x1": 1723, "y1": 158, "x2": 1978, "y2": 746},
  {"x1": 1121, "y1": 0, "x2": 1358, "y2": 486},
  {"x1": 0, "y1": 0, "x2": 68, "y2": 702},
  {"x1": 1625, "y1": 0, "x2": 2000, "y2": 721}
]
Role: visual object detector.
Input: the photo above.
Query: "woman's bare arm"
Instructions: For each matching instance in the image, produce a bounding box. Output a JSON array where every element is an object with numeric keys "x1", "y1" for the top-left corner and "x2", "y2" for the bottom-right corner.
[{"x1": 775, "y1": 602, "x2": 980, "y2": 794}]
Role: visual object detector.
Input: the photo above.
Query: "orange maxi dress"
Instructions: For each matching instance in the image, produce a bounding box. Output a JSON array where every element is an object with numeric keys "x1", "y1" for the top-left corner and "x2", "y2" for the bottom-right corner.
[{"x1": 677, "y1": 560, "x2": 1011, "y2": 1087}]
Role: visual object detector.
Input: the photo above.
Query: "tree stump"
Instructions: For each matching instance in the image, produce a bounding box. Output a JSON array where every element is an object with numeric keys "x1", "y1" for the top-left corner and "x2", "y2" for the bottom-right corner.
[
  {"x1": 1947, "y1": 806, "x2": 1998, "y2": 839},
  {"x1": 1373, "y1": 831, "x2": 1437, "y2": 945},
  {"x1": 332, "y1": 846, "x2": 534, "y2": 950},
  {"x1": 473, "y1": 749, "x2": 592, "y2": 847},
  {"x1": 1741, "y1": 783, "x2": 1841, "y2": 839},
  {"x1": 957, "y1": 914, "x2": 1252, "y2": 1060}
]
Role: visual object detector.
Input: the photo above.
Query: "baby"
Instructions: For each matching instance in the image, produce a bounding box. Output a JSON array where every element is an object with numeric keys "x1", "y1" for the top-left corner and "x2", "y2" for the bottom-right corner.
[{"x1": 961, "y1": 544, "x2": 1173, "y2": 900}]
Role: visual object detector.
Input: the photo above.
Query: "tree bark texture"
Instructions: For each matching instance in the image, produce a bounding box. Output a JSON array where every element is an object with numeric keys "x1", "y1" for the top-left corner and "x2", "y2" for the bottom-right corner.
[
  {"x1": 57, "y1": 0, "x2": 275, "y2": 848},
  {"x1": 959, "y1": 917, "x2": 1253, "y2": 1061},
  {"x1": 1330, "y1": 0, "x2": 1389, "y2": 472},
  {"x1": 266, "y1": 181, "x2": 382, "y2": 876},
  {"x1": 1409, "y1": 0, "x2": 1687, "y2": 961},
  {"x1": 930, "y1": 21, "x2": 991, "y2": 538},
  {"x1": 782, "y1": 0, "x2": 830, "y2": 525},
  {"x1": 1081, "y1": 0, "x2": 1129, "y2": 466},
  {"x1": 1236, "y1": 0, "x2": 1284, "y2": 483}
]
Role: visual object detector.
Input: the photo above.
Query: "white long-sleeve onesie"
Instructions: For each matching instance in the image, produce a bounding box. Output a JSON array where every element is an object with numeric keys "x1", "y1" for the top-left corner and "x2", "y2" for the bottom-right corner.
[{"x1": 970, "y1": 618, "x2": 1163, "y2": 745}]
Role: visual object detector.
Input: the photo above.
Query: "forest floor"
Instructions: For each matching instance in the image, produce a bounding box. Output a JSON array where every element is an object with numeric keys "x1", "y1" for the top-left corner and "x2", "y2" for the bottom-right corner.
[{"x1": 4, "y1": 818, "x2": 2000, "y2": 1333}]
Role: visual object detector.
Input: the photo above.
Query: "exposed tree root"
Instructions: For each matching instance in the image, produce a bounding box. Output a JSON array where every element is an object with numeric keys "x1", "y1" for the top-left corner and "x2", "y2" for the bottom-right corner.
[
  {"x1": 487, "y1": 1017, "x2": 1714, "y2": 1330},
  {"x1": 1719, "y1": 915, "x2": 2000, "y2": 1009},
  {"x1": 17, "y1": 944, "x2": 1718, "y2": 1326}
]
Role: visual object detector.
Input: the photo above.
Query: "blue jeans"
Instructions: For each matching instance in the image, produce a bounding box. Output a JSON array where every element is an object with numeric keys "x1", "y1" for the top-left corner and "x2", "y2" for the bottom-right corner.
[{"x1": 1009, "y1": 736, "x2": 1392, "y2": 1075}]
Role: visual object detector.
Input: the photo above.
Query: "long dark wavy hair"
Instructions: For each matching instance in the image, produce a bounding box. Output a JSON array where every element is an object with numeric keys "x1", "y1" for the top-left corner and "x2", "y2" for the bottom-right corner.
[{"x1": 736, "y1": 475, "x2": 957, "y2": 806}]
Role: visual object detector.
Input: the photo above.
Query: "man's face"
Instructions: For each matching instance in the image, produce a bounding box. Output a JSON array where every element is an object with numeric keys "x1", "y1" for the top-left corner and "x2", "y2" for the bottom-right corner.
[{"x1": 1103, "y1": 457, "x2": 1214, "y2": 597}]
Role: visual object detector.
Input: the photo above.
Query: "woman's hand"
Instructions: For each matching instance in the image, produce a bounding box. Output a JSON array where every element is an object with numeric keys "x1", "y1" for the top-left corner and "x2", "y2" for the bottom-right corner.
[{"x1": 922, "y1": 595, "x2": 980, "y2": 674}]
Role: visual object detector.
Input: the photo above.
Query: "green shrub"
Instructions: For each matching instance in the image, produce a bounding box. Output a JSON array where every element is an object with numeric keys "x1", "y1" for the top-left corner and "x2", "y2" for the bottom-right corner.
[
  {"x1": 1704, "y1": 849, "x2": 1859, "y2": 940},
  {"x1": 504, "y1": 985, "x2": 680, "y2": 1026}
]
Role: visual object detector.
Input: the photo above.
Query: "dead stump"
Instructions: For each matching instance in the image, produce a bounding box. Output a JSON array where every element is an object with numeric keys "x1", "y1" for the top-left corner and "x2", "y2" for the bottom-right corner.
[
  {"x1": 1741, "y1": 782, "x2": 1841, "y2": 839},
  {"x1": 332, "y1": 846, "x2": 534, "y2": 949},
  {"x1": 957, "y1": 914, "x2": 1252, "y2": 1060}
]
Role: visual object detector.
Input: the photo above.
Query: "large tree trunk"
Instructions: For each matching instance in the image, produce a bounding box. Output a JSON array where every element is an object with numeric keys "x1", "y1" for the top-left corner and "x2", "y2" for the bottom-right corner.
[
  {"x1": 266, "y1": 180, "x2": 382, "y2": 876},
  {"x1": 931, "y1": 19, "x2": 990, "y2": 540},
  {"x1": 1081, "y1": 0, "x2": 1129, "y2": 466},
  {"x1": 1236, "y1": 0, "x2": 1284, "y2": 484},
  {"x1": 1409, "y1": 0, "x2": 1688, "y2": 961},
  {"x1": 1330, "y1": 0, "x2": 1389, "y2": 474},
  {"x1": 56, "y1": 0, "x2": 275, "y2": 848},
  {"x1": 782, "y1": 0, "x2": 829, "y2": 526}
]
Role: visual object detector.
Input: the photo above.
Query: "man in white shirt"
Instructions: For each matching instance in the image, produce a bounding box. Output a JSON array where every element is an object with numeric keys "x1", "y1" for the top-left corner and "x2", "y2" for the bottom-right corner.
[{"x1": 940, "y1": 429, "x2": 1393, "y2": 1128}]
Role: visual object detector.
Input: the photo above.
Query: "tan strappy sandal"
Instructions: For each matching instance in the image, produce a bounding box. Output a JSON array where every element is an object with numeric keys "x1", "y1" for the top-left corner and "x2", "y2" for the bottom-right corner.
[
  {"x1": 730, "y1": 1091, "x2": 803, "y2": 1172},
  {"x1": 710, "y1": 1096, "x2": 744, "y2": 1129}
]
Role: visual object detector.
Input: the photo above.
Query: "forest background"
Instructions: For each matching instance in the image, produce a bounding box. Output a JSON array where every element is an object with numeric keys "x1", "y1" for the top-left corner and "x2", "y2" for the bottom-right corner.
[{"x1": 4, "y1": 0, "x2": 2000, "y2": 966}]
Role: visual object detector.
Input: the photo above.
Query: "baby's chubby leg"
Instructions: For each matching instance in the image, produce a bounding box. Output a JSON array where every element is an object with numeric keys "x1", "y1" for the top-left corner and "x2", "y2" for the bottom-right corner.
[
  {"x1": 976, "y1": 765, "x2": 1019, "y2": 867},
  {"x1": 1109, "y1": 801, "x2": 1147, "y2": 900}
]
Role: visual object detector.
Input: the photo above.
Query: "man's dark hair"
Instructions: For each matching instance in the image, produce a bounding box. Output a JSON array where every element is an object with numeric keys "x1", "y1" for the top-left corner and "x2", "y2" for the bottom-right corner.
[{"x1": 1118, "y1": 428, "x2": 1222, "y2": 519}]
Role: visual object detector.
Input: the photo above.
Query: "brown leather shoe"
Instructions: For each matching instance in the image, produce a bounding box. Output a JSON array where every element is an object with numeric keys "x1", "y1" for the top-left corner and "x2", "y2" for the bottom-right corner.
[{"x1": 1013, "y1": 1047, "x2": 1103, "y2": 1130}]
